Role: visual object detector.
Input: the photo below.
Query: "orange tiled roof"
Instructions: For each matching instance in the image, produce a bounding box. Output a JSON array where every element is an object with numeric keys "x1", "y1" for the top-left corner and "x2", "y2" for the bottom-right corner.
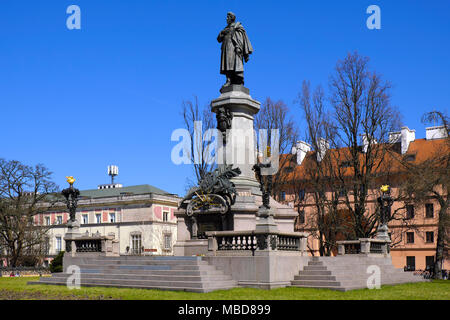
[{"x1": 280, "y1": 138, "x2": 449, "y2": 182}]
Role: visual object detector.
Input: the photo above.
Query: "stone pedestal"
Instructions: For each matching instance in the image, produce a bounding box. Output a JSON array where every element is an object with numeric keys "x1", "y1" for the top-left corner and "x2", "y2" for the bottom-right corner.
[
  {"x1": 64, "y1": 220, "x2": 81, "y2": 257},
  {"x1": 211, "y1": 85, "x2": 261, "y2": 194},
  {"x1": 174, "y1": 86, "x2": 301, "y2": 256},
  {"x1": 375, "y1": 224, "x2": 390, "y2": 241},
  {"x1": 254, "y1": 207, "x2": 278, "y2": 233}
]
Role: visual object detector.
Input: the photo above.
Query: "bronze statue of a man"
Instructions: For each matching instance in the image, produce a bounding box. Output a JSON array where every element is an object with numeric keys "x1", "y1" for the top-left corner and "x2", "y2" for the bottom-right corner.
[{"x1": 217, "y1": 12, "x2": 253, "y2": 87}]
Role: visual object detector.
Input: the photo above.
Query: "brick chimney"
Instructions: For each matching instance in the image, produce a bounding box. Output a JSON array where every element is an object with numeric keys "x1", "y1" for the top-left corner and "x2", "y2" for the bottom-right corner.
[
  {"x1": 426, "y1": 125, "x2": 448, "y2": 140},
  {"x1": 291, "y1": 141, "x2": 311, "y2": 165},
  {"x1": 389, "y1": 131, "x2": 401, "y2": 144},
  {"x1": 361, "y1": 134, "x2": 377, "y2": 153},
  {"x1": 400, "y1": 126, "x2": 415, "y2": 154},
  {"x1": 316, "y1": 138, "x2": 329, "y2": 162}
]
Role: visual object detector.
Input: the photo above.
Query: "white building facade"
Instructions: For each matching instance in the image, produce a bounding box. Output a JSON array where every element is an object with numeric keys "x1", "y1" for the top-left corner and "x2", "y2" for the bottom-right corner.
[{"x1": 36, "y1": 184, "x2": 180, "y2": 265}]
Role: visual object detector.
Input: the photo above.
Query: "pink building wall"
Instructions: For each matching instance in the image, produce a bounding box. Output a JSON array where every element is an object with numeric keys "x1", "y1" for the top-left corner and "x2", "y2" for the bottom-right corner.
[{"x1": 154, "y1": 206, "x2": 162, "y2": 220}]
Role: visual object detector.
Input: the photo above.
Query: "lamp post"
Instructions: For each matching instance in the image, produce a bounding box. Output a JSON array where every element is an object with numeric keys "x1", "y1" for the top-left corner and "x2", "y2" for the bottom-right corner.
[
  {"x1": 376, "y1": 185, "x2": 393, "y2": 241},
  {"x1": 252, "y1": 146, "x2": 278, "y2": 232},
  {"x1": 62, "y1": 176, "x2": 80, "y2": 253},
  {"x1": 61, "y1": 176, "x2": 80, "y2": 226}
]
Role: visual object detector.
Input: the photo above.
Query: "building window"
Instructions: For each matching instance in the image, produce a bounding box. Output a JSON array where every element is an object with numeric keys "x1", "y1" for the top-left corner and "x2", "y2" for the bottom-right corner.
[
  {"x1": 284, "y1": 167, "x2": 294, "y2": 173},
  {"x1": 406, "y1": 256, "x2": 415, "y2": 271},
  {"x1": 82, "y1": 214, "x2": 88, "y2": 224},
  {"x1": 406, "y1": 205, "x2": 415, "y2": 219},
  {"x1": 109, "y1": 212, "x2": 116, "y2": 223},
  {"x1": 298, "y1": 210, "x2": 305, "y2": 224},
  {"x1": 43, "y1": 237, "x2": 50, "y2": 255},
  {"x1": 425, "y1": 256, "x2": 435, "y2": 271},
  {"x1": 45, "y1": 216, "x2": 50, "y2": 226},
  {"x1": 163, "y1": 211, "x2": 169, "y2": 222},
  {"x1": 298, "y1": 189, "x2": 305, "y2": 201},
  {"x1": 318, "y1": 190, "x2": 326, "y2": 199},
  {"x1": 96, "y1": 213, "x2": 101, "y2": 224},
  {"x1": 164, "y1": 234, "x2": 172, "y2": 250},
  {"x1": 338, "y1": 188, "x2": 346, "y2": 198},
  {"x1": 426, "y1": 232, "x2": 434, "y2": 243},
  {"x1": 340, "y1": 161, "x2": 351, "y2": 168},
  {"x1": 56, "y1": 216, "x2": 63, "y2": 225},
  {"x1": 280, "y1": 191, "x2": 286, "y2": 201},
  {"x1": 131, "y1": 234, "x2": 142, "y2": 255},
  {"x1": 425, "y1": 203, "x2": 434, "y2": 218},
  {"x1": 55, "y1": 236, "x2": 62, "y2": 253},
  {"x1": 406, "y1": 232, "x2": 414, "y2": 244}
]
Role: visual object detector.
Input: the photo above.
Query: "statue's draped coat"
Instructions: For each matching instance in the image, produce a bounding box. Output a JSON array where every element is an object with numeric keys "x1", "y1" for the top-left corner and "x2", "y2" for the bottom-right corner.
[{"x1": 218, "y1": 22, "x2": 253, "y2": 76}]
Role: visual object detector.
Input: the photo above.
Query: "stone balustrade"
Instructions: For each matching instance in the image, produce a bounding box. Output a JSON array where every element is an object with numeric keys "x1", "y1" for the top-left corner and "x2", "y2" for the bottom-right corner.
[
  {"x1": 64, "y1": 233, "x2": 119, "y2": 257},
  {"x1": 337, "y1": 238, "x2": 391, "y2": 256},
  {"x1": 206, "y1": 230, "x2": 308, "y2": 256}
]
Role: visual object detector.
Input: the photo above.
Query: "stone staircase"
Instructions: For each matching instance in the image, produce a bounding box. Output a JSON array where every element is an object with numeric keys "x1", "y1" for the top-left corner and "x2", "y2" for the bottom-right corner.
[
  {"x1": 29, "y1": 255, "x2": 237, "y2": 293},
  {"x1": 291, "y1": 256, "x2": 426, "y2": 291}
]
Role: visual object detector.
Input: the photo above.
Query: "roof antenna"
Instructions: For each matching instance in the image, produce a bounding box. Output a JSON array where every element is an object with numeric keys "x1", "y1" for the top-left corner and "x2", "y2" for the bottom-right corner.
[
  {"x1": 98, "y1": 166, "x2": 122, "y2": 189},
  {"x1": 108, "y1": 165, "x2": 119, "y2": 184}
]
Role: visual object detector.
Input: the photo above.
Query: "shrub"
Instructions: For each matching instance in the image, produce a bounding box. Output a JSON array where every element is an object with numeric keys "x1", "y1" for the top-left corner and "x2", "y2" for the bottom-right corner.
[{"x1": 49, "y1": 251, "x2": 64, "y2": 273}]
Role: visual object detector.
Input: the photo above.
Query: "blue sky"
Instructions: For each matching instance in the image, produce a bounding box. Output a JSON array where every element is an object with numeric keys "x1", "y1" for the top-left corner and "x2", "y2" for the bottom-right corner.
[{"x1": 1, "y1": 0, "x2": 449, "y2": 196}]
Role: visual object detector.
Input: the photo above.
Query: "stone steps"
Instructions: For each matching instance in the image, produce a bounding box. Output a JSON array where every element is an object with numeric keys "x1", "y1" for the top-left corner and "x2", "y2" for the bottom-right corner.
[
  {"x1": 71, "y1": 263, "x2": 219, "y2": 271},
  {"x1": 30, "y1": 255, "x2": 237, "y2": 293},
  {"x1": 290, "y1": 257, "x2": 427, "y2": 291},
  {"x1": 303, "y1": 265, "x2": 328, "y2": 271},
  {"x1": 294, "y1": 275, "x2": 336, "y2": 281},
  {"x1": 47, "y1": 272, "x2": 233, "y2": 282},
  {"x1": 38, "y1": 276, "x2": 235, "y2": 289},
  {"x1": 291, "y1": 280, "x2": 341, "y2": 287},
  {"x1": 86, "y1": 259, "x2": 210, "y2": 266},
  {"x1": 28, "y1": 280, "x2": 236, "y2": 293}
]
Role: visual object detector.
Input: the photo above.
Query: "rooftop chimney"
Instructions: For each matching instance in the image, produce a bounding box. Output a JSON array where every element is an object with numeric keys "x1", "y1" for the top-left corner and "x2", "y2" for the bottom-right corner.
[
  {"x1": 361, "y1": 134, "x2": 377, "y2": 153},
  {"x1": 401, "y1": 127, "x2": 415, "y2": 154},
  {"x1": 426, "y1": 125, "x2": 448, "y2": 140},
  {"x1": 291, "y1": 141, "x2": 311, "y2": 165},
  {"x1": 316, "y1": 138, "x2": 329, "y2": 162},
  {"x1": 388, "y1": 131, "x2": 401, "y2": 144}
]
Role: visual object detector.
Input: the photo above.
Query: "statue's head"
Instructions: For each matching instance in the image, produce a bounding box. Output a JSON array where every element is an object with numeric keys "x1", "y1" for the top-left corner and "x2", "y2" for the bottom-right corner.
[{"x1": 227, "y1": 12, "x2": 236, "y2": 24}]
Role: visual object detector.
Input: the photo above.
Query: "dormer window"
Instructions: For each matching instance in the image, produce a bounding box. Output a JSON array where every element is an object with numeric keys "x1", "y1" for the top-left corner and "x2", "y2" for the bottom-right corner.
[{"x1": 340, "y1": 161, "x2": 351, "y2": 168}]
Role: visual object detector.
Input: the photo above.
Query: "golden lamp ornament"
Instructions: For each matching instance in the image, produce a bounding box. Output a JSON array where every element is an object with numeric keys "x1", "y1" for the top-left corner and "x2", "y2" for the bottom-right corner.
[
  {"x1": 380, "y1": 185, "x2": 390, "y2": 193},
  {"x1": 66, "y1": 176, "x2": 76, "y2": 186}
]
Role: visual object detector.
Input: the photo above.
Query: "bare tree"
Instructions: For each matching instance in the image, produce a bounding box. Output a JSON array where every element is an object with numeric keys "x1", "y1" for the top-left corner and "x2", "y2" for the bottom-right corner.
[
  {"x1": 328, "y1": 52, "x2": 401, "y2": 239},
  {"x1": 254, "y1": 97, "x2": 298, "y2": 197},
  {"x1": 295, "y1": 81, "x2": 354, "y2": 255},
  {"x1": 181, "y1": 97, "x2": 216, "y2": 190},
  {"x1": 397, "y1": 110, "x2": 449, "y2": 279},
  {"x1": 0, "y1": 159, "x2": 59, "y2": 267},
  {"x1": 291, "y1": 53, "x2": 403, "y2": 255}
]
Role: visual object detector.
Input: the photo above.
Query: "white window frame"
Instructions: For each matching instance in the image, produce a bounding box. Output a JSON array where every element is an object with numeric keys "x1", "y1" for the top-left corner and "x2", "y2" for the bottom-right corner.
[
  {"x1": 109, "y1": 212, "x2": 116, "y2": 223},
  {"x1": 55, "y1": 236, "x2": 62, "y2": 253},
  {"x1": 164, "y1": 234, "x2": 172, "y2": 250},
  {"x1": 163, "y1": 211, "x2": 169, "y2": 222},
  {"x1": 45, "y1": 216, "x2": 51, "y2": 226},
  {"x1": 56, "y1": 216, "x2": 63, "y2": 225},
  {"x1": 95, "y1": 213, "x2": 102, "y2": 224},
  {"x1": 131, "y1": 234, "x2": 142, "y2": 254},
  {"x1": 82, "y1": 214, "x2": 89, "y2": 224}
]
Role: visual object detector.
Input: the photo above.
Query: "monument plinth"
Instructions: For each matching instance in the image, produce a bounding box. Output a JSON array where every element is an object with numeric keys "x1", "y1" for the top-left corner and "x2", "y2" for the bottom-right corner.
[
  {"x1": 174, "y1": 85, "x2": 300, "y2": 256},
  {"x1": 211, "y1": 86, "x2": 260, "y2": 193}
]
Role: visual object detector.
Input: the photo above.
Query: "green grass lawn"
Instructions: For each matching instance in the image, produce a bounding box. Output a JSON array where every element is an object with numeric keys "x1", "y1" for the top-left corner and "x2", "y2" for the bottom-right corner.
[{"x1": 0, "y1": 277, "x2": 448, "y2": 300}]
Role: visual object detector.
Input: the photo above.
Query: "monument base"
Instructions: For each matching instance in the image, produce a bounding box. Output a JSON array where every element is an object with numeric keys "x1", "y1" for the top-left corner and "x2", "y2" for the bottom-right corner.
[{"x1": 173, "y1": 239, "x2": 209, "y2": 256}]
